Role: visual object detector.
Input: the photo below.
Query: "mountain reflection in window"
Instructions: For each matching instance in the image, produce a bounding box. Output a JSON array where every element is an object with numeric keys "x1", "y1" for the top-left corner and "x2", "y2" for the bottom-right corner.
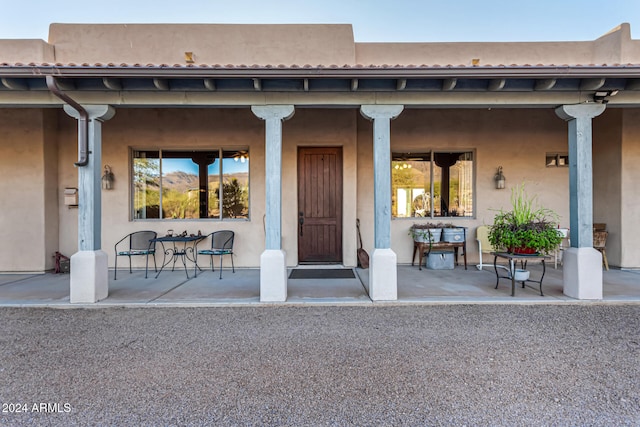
[{"x1": 133, "y1": 149, "x2": 249, "y2": 220}]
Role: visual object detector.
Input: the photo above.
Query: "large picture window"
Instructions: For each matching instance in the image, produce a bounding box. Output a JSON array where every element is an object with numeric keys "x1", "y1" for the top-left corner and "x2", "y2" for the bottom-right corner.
[
  {"x1": 132, "y1": 149, "x2": 249, "y2": 220},
  {"x1": 392, "y1": 151, "x2": 474, "y2": 218}
]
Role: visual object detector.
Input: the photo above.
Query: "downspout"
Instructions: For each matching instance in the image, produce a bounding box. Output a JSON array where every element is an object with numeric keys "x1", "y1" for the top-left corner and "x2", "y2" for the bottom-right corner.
[{"x1": 45, "y1": 75, "x2": 89, "y2": 167}]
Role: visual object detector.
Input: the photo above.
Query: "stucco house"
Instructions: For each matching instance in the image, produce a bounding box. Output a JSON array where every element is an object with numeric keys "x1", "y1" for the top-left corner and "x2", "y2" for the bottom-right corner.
[{"x1": 1, "y1": 23, "x2": 639, "y2": 302}]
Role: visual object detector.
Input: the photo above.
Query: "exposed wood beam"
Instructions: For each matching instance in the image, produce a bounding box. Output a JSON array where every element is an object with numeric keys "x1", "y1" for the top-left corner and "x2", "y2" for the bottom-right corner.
[
  {"x1": 442, "y1": 78, "x2": 457, "y2": 91},
  {"x1": 102, "y1": 78, "x2": 122, "y2": 90},
  {"x1": 203, "y1": 78, "x2": 216, "y2": 90},
  {"x1": 488, "y1": 78, "x2": 506, "y2": 91},
  {"x1": 253, "y1": 78, "x2": 261, "y2": 91},
  {"x1": 351, "y1": 78, "x2": 359, "y2": 91},
  {"x1": 396, "y1": 79, "x2": 407, "y2": 90},
  {"x1": 535, "y1": 78, "x2": 557, "y2": 90},
  {"x1": 580, "y1": 78, "x2": 606, "y2": 91},
  {"x1": 1, "y1": 78, "x2": 28, "y2": 90},
  {"x1": 153, "y1": 78, "x2": 169, "y2": 90},
  {"x1": 625, "y1": 79, "x2": 640, "y2": 90},
  {"x1": 55, "y1": 79, "x2": 76, "y2": 91}
]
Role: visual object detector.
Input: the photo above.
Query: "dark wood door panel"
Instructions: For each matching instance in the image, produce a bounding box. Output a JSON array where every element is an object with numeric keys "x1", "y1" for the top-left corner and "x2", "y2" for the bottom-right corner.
[{"x1": 298, "y1": 147, "x2": 342, "y2": 263}]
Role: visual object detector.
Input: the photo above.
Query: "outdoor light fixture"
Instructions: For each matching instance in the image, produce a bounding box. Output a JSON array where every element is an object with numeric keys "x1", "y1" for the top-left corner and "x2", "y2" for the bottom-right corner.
[
  {"x1": 494, "y1": 166, "x2": 506, "y2": 189},
  {"x1": 593, "y1": 90, "x2": 619, "y2": 104},
  {"x1": 101, "y1": 165, "x2": 114, "y2": 190}
]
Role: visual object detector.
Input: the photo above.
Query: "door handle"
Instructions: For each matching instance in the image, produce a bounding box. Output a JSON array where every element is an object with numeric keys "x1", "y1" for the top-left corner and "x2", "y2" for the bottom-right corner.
[{"x1": 299, "y1": 212, "x2": 304, "y2": 236}]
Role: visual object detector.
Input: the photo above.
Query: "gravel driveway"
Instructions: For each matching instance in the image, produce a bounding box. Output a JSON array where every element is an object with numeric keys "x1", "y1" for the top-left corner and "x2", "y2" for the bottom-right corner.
[{"x1": 1, "y1": 305, "x2": 639, "y2": 426}]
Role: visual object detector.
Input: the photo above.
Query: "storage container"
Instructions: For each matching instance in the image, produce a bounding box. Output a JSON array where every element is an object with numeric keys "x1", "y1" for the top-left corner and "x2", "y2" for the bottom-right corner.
[{"x1": 426, "y1": 251, "x2": 454, "y2": 270}]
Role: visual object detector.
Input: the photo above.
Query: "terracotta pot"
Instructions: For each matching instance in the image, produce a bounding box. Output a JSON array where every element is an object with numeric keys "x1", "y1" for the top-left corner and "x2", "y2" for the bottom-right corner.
[{"x1": 508, "y1": 246, "x2": 537, "y2": 255}]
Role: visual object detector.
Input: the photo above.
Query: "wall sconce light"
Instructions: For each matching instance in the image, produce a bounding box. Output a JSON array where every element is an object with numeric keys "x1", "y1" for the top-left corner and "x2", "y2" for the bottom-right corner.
[
  {"x1": 494, "y1": 166, "x2": 506, "y2": 189},
  {"x1": 102, "y1": 165, "x2": 114, "y2": 190}
]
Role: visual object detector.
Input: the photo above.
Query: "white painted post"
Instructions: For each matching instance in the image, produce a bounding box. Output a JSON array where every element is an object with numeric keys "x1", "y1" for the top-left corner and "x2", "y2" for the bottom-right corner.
[
  {"x1": 251, "y1": 105, "x2": 295, "y2": 302},
  {"x1": 360, "y1": 105, "x2": 404, "y2": 301},
  {"x1": 555, "y1": 104, "x2": 606, "y2": 300},
  {"x1": 64, "y1": 105, "x2": 115, "y2": 303}
]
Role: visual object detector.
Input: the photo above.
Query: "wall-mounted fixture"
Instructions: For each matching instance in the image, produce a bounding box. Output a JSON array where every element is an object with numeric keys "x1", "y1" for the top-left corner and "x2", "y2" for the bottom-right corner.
[
  {"x1": 102, "y1": 165, "x2": 114, "y2": 190},
  {"x1": 593, "y1": 90, "x2": 619, "y2": 104},
  {"x1": 494, "y1": 166, "x2": 506, "y2": 189},
  {"x1": 184, "y1": 51, "x2": 195, "y2": 64},
  {"x1": 64, "y1": 187, "x2": 78, "y2": 206}
]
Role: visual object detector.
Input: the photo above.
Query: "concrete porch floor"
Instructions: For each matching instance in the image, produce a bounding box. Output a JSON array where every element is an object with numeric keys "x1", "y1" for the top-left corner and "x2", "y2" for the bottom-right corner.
[{"x1": 1, "y1": 263, "x2": 639, "y2": 307}]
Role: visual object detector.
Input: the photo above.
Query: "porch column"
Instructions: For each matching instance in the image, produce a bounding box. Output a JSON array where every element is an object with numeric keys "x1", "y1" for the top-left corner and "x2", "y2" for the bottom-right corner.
[
  {"x1": 63, "y1": 105, "x2": 116, "y2": 303},
  {"x1": 251, "y1": 105, "x2": 295, "y2": 302},
  {"x1": 360, "y1": 105, "x2": 404, "y2": 301},
  {"x1": 555, "y1": 104, "x2": 606, "y2": 300}
]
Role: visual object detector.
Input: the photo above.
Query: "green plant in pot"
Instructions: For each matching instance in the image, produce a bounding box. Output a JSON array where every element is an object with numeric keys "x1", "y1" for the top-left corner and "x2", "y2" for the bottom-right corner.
[
  {"x1": 488, "y1": 184, "x2": 563, "y2": 255},
  {"x1": 409, "y1": 223, "x2": 442, "y2": 243}
]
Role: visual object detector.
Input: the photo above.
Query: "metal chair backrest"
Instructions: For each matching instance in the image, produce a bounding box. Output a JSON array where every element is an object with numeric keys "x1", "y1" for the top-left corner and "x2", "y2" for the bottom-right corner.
[
  {"x1": 211, "y1": 230, "x2": 234, "y2": 251},
  {"x1": 130, "y1": 231, "x2": 157, "y2": 251},
  {"x1": 476, "y1": 225, "x2": 495, "y2": 253}
]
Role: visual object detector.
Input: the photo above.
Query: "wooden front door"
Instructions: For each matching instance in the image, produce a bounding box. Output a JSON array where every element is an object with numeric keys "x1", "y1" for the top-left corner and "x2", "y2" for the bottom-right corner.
[{"x1": 298, "y1": 147, "x2": 343, "y2": 263}]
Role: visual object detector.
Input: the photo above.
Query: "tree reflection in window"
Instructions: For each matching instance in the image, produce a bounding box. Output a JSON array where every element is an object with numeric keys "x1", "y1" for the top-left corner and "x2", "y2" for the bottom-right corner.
[{"x1": 132, "y1": 149, "x2": 249, "y2": 220}]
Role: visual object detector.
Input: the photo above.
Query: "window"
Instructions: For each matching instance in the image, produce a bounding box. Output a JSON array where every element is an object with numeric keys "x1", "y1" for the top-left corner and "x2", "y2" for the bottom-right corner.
[
  {"x1": 132, "y1": 149, "x2": 249, "y2": 220},
  {"x1": 392, "y1": 151, "x2": 474, "y2": 218},
  {"x1": 546, "y1": 152, "x2": 569, "y2": 167}
]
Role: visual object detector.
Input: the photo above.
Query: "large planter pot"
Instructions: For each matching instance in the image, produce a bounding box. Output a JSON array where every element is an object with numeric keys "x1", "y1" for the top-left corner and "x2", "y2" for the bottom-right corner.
[
  {"x1": 442, "y1": 228, "x2": 465, "y2": 243},
  {"x1": 514, "y1": 269, "x2": 530, "y2": 281},
  {"x1": 427, "y1": 228, "x2": 442, "y2": 243}
]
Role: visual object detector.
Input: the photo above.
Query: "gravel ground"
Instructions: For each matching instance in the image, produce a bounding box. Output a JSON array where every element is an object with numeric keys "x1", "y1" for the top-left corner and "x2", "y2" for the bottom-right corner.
[{"x1": 0, "y1": 305, "x2": 639, "y2": 426}]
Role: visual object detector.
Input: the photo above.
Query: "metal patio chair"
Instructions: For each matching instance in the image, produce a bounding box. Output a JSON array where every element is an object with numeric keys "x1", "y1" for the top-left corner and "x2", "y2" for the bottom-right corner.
[
  {"x1": 197, "y1": 230, "x2": 235, "y2": 279},
  {"x1": 114, "y1": 230, "x2": 158, "y2": 279}
]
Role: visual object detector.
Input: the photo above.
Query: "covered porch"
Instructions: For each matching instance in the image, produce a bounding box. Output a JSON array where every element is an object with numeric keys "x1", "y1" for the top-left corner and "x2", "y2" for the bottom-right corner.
[{"x1": 1, "y1": 264, "x2": 639, "y2": 307}]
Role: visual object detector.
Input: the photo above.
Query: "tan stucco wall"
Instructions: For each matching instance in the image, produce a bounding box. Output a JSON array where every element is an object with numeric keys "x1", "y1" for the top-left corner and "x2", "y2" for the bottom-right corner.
[
  {"x1": 0, "y1": 109, "x2": 58, "y2": 272},
  {"x1": 620, "y1": 109, "x2": 640, "y2": 268},
  {"x1": 48, "y1": 24, "x2": 355, "y2": 66},
  {"x1": 2, "y1": 23, "x2": 636, "y2": 67},
  {"x1": 56, "y1": 107, "x2": 359, "y2": 269},
  {"x1": 0, "y1": 39, "x2": 54, "y2": 63},
  {"x1": 357, "y1": 108, "x2": 571, "y2": 265},
  {"x1": 355, "y1": 24, "x2": 638, "y2": 66},
  {"x1": 593, "y1": 110, "x2": 623, "y2": 267}
]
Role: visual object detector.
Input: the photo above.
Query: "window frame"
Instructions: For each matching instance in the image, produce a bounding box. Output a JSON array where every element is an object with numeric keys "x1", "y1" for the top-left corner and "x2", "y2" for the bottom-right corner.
[
  {"x1": 130, "y1": 147, "x2": 250, "y2": 221},
  {"x1": 391, "y1": 149, "x2": 476, "y2": 220}
]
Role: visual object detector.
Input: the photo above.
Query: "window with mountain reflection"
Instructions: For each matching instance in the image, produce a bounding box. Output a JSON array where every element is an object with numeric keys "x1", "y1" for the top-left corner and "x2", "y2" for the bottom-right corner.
[{"x1": 132, "y1": 149, "x2": 249, "y2": 220}]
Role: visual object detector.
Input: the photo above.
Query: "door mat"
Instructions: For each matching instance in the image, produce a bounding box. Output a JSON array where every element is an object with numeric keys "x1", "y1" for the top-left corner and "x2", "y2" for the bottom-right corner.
[{"x1": 289, "y1": 269, "x2": 356, "y2": 279}]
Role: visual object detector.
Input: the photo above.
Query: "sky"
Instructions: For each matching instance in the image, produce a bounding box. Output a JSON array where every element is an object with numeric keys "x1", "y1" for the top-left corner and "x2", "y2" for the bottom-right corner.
[{"x1": 1, "y1": 0, "x2": 639, "y2": 43}]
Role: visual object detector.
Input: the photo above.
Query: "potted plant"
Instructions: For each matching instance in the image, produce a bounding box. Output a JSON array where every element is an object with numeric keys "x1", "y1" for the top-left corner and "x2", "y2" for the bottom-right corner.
[
  {"x1": 409, "y1": 223, "x2": 442, "y2": 243},
  {"x1": 488, "y1": 184, "x2": 563, "y2": 255}
]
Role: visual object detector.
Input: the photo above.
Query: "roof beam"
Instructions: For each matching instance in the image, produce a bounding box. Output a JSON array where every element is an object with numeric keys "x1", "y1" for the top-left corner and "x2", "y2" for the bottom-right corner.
[
  {"x1": 153, "y1": 78, "x2": 169, "y2": 90},
  {"x1": 625, "y1": 79, "x2": 640, "y2": 90},
  {"x1": 580, "y1": 78, "x2": 606, "y2": 91},
  {"x1": 1, "y1": 78, "x2": 28, "y2": 90},
  {"x1": 535, "y1": 78, "x2": 557, "y2": 91},
  {"x1": 396, "y1": 79, "x2": 407, "y2": 90},
  {"x1": 488, "y1": 78, "x2": 506, "y2": 91},
  {"x1": 203, "y1": 78, "x2": 216, "y2": 90},
  {"x1": 252, "y1": 78, "x2": 261, "y2": 91},
  {"x1": 351, "y1": 78, "x2": 358, "y2": 91},
  {"x1": 102, "y1": 78, "x2": 122, "y2": 90},
  {"x1": 442, "y1": 78, "x2": 457, "y2": 91},
  {"x1": 303, "y1": 78, "x2": 309, "y2": 91}
]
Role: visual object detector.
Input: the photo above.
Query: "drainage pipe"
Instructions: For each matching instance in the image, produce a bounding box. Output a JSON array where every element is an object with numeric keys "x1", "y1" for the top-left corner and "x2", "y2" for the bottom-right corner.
[{"x1": 45, "y1": 75, "x2": 89, "y2": 167}]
